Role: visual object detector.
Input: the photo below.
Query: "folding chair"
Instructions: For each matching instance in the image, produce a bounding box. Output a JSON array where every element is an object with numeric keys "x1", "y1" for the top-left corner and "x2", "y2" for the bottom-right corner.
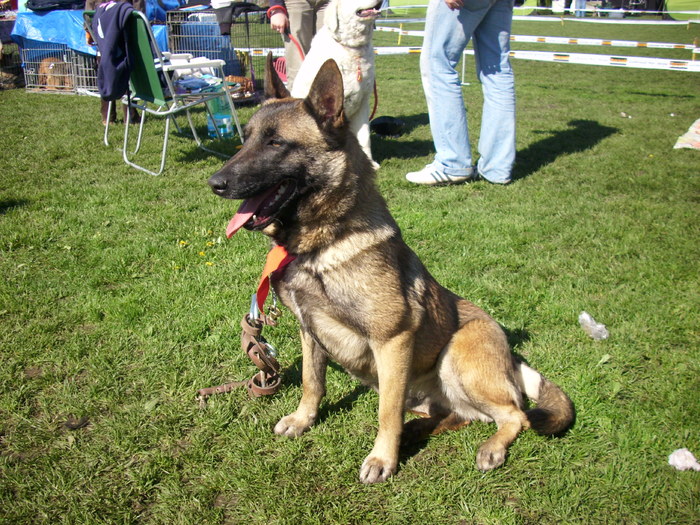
[{"x1": 85, "y1": 10, "x2": 244, "y2": 176}]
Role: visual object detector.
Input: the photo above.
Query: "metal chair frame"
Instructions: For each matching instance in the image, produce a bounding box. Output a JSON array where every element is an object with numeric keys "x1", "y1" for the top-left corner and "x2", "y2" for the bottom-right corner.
[{"x1": 85, "y1": 10, "x2": 244, "y2": 176}]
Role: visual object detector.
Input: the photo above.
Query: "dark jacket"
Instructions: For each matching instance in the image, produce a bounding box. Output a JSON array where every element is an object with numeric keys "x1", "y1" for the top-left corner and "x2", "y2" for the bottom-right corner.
[{"x1": 92, "y1": 1, "x2": 135, "y2": 100}]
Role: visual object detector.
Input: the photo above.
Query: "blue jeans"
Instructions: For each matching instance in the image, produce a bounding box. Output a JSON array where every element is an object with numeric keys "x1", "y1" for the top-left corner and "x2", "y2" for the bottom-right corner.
[{"x1": 420, "y1": 0, "x2": 515, "y2": 183}]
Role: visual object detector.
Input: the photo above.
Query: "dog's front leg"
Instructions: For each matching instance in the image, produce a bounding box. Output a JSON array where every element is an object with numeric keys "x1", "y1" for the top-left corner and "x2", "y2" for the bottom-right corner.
[
  {"x1": 274, "y1": 330, "x2": 327, "y2": 437},
  {"x1": 359, "y1": 332, "x2": 413, "y2": 484}
]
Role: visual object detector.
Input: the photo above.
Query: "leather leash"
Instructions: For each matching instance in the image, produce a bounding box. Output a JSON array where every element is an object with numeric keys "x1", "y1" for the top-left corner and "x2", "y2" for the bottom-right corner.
[{"x1": 197, "y1": 246, "x2": 295, "y2": 406}]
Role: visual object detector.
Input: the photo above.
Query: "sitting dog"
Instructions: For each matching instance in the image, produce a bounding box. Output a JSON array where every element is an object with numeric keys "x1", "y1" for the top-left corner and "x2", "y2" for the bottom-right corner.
[
  {"x1": 208, "y1": 59, "x2": 575, "y2": 484},
  {"x1": 290, "y1": 0, "x2": 381, "y2": 167}
]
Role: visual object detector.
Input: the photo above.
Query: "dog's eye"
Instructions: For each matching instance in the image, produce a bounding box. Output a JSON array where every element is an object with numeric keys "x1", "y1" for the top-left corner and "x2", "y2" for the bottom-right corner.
[{"x1": 268, "y1": 138, "x2": 285, "y2": 147}]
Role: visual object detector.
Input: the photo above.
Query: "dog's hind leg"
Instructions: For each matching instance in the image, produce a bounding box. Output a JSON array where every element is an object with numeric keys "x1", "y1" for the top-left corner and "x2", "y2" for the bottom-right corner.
[
  {"x1": 444, "y1": 319, "x2": 530, "y2": 472},
  {"x1": 274, "y1": 330, "x2": 328, "y2": 437}
]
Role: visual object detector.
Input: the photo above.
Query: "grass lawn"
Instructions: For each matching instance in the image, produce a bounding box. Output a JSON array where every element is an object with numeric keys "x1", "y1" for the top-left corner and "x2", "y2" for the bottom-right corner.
[{"x1": 1, "y1": 15, "x2": 699, "y2": 524}]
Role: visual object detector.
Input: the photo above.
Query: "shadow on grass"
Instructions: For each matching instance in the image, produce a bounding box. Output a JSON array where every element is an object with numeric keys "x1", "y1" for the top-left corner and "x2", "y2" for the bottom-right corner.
[
  {"x1": 373, "y1": 117, "x2": 617, "y2": 176},
  {"x1": 318, "y1": 383, "x2": 370, "y2": 424},
  {"x1": 176, "y1": 138, "x2": 241, "y2": 165},
  {"x1": 0, "y1": 199, "x2": 30, "y2": 215},
  {"x1": 372, "y1": 112, "x2": 435, "y2": 163},
  {"x1": 281, "y1": 360, "x2": 371, "y2": 426},
  {"x1": 504, "y1": 326, "x2": 530, "y2": 351},
  {"x1": 513, "y1": 119, "x2": 618, "y2": 181}
]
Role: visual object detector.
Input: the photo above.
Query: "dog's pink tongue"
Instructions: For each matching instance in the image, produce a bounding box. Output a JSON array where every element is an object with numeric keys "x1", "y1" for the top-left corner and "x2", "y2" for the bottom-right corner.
[{"x1": 226, "y1": 196, "x2": 263, "y2": 238}]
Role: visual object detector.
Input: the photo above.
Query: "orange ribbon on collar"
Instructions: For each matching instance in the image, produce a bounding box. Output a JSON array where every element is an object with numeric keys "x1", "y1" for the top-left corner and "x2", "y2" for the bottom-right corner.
[{"x1": 256, "y1": 245, "x2": 295, "y2": 312}]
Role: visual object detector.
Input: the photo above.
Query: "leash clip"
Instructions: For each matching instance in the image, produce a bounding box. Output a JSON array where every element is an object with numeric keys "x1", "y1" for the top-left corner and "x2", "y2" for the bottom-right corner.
[
  {"x1": 267, "y1": 290, "x2": 282, "y2": 322},
  {"x1": 249, "y1": 293, "x2": 260, "y2": 321}
]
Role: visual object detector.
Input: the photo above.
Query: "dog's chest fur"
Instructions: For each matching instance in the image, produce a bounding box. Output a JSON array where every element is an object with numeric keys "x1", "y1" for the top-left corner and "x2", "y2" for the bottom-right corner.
[{"x1": 273, "y1": 227, "x2": 402, "y2": 384}]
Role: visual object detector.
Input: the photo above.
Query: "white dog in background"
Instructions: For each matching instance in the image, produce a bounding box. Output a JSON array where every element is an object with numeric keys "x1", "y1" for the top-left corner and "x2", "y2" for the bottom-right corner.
[{"x1": 290, "y1": 0, "x2": 381, "y2": 167}]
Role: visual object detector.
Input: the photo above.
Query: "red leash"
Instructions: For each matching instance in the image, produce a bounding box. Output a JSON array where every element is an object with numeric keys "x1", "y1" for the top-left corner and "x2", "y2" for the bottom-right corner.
[
  {"x1": 287, "y1": 31, "x2": 306, "y2": 61},
  {"x1": 370, "y1": 78, "x2": 378, "y2": 121}
]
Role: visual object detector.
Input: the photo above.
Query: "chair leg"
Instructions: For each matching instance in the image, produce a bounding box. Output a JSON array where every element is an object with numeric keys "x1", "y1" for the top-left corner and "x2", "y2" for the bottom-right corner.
[
  {"x1": 223, "y1": 92, "x2": 244, "y2": 143},
  {"x1": 132, "y1": 108, "x2": 147, "y2": 155},
  {"x1": 103, "y1": 100, "x2": 113, "y2": 146},
  {"x1": 122, "y1": 107, "x2": 167, "y2": 176},
  {"x1": 186, "y1": 109, "x2": 206, "y2": 145},
  {"x1": 155, "y1": 116, "x2": 171, "y2": 176},
  {"x1": 185, "y1": 108, "x2": 235, "y2": 159}
]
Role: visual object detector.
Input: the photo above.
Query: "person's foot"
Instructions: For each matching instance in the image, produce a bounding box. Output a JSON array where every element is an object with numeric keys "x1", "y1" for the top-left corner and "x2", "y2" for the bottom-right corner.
[
  {"x1": 476, "y1": 167, "x2": 511, "y2": 185},
  {"x1": 405, "y1": 164, "x2": 474, "y2": 186}
]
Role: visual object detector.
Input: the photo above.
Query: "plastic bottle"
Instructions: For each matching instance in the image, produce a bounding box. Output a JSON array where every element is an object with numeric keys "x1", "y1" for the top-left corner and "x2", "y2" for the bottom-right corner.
[
  {"x1": 578, "y1": 311, "x2": 609, "y2": 340},
  {"x1": 207, "y1": 94, "x2": 234, "y2": 139}
]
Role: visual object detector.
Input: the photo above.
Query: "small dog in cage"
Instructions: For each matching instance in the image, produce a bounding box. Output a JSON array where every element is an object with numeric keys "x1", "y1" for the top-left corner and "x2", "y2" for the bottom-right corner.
[{"x1": 37, "y1": 56, "x2": 73, "y2": 90}]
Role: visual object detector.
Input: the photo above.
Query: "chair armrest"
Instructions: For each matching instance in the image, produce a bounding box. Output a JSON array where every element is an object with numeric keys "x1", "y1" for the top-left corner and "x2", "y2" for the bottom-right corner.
[
  {"x1": 162, "y1": 52, "x2": 194, "y2": 61},
  {"x1": 163, "y1": 57, "x2": 226, "y2": 71}
]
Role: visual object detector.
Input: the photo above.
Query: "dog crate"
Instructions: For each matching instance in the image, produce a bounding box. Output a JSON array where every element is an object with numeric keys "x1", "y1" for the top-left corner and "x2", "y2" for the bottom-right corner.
[
  {"x1": 70, "y1": 50, "x2": 99, "y2": 95},
  {"x1": 18, "y1": 38, "x2": 99, "y2": 95},
  {"x1": 19, "y1": 39, "x2": 76, "y2": 94},
  {"x1": 166, "y1": 7, "x2": 282, "y2": 94}
]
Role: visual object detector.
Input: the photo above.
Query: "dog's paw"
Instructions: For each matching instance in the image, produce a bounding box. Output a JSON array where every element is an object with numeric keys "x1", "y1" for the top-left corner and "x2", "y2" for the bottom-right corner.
[
  {"x1": 476, "y1": 443, "x2": 507, "y2": 472},
  {"x1": 273, "y1": 413, "x2": 313, "y2": 437},
  {"x1": 359, "y1": 455, "x2": 397, "y2": 484},
  {"x1": 371, "y1": 160, "x2": 380, "y2": 170}
]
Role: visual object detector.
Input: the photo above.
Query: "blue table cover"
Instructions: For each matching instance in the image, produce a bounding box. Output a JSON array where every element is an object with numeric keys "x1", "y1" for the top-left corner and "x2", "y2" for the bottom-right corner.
[{"x1": 11, "y1": 10, "x2": 169, "y2": 55}]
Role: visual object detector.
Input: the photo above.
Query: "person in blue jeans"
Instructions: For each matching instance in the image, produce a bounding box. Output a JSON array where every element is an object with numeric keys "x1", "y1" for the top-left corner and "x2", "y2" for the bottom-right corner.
[{"x1": 406, "y1": 0, "x2": 515, "y2": 185}]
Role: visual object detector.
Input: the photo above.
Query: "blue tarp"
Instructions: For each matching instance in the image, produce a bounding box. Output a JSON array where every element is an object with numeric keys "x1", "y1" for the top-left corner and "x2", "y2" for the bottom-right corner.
[
  {"x1": 11, "y1": 10, "x2": 169, "y2": 55},
  {"x1": 149, "y1": 0, "x2": 181, "y2": 23}
]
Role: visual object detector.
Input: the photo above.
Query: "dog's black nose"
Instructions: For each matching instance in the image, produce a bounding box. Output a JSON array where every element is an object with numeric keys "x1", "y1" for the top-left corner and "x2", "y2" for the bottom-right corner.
[{"x1": 208, "y1": 172, "x2": 228, "y2": 195}]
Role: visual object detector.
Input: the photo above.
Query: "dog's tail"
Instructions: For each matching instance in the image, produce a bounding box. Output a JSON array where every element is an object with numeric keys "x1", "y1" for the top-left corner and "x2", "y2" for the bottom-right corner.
[{"x1": 515, "y1": 360, "x2": 575, "y2": 436}]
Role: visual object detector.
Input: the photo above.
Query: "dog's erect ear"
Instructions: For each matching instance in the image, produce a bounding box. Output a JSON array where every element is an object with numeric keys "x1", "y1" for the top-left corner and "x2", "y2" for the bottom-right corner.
[
  {"x1": 305, "y1": 59, "x2": 345, "y2": 129},
  {"x1": 324, "y1": 0, "x2": 340, "y2": 34},
  {"x1": 264, "y1": 52, "x2": 291, "y2": 100}
]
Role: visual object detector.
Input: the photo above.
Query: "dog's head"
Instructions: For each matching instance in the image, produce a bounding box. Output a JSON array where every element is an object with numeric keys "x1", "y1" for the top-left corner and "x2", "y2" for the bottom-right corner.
[
  {"x1": 324, "y1": 0, "x2": 381, "y2": 47},
  {"x1": 208, "y1": 55, "x2": 372, "y2": 249}
]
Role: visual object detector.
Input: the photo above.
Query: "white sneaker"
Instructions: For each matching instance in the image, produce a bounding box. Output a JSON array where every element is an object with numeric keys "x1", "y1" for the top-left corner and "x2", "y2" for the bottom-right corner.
[{"x1": 405, "y1": 164, "x2": 474, "y2": 186}]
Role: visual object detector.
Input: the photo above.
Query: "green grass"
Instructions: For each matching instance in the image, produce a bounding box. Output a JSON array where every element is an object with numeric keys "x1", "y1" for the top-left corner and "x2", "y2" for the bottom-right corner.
[{"x1": 1, "y1": 19, "x2": 699, "y2": 524}]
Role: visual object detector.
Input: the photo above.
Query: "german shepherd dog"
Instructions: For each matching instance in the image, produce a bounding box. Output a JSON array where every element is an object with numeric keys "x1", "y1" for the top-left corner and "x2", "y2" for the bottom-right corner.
[{"x1": 208, "y1": 57, "x2": 574, "y2": 484}]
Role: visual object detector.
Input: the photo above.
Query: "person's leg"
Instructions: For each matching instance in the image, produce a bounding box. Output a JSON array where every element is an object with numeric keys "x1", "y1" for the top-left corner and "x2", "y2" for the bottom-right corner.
[
  {"x1": 473, "y1": 0, "x2": 515, "y2": 184},
  {"x1": 285, "y1": 0, "x2": 314, "y2": 87},
  {"x1": 100, "y1": 98, "x2": 114, "y2": 125},
  {"x1": 419, "y1": 0, "x2": 485, "y2": 178}
]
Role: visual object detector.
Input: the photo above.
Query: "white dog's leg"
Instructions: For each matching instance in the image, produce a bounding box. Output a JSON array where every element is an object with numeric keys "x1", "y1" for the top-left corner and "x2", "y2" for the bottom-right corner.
[{"x1": 349, "y1": 99, "x2": 379, "y2": 170}]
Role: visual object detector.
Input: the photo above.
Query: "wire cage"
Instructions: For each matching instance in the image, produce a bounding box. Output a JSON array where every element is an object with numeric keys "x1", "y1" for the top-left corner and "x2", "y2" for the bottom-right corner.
[
  {"x1": 166, "y1": 7, "x2": 282, "y2": 95},
  {"x1": 229, "y1": 8, "x2": 282, "y2": 89},
  {"x1": 19, "y1": 40, "x2": 76, "y2": 94},
  {"x1": 71, "y1": 50, "x2": 98, "y2": 95}
]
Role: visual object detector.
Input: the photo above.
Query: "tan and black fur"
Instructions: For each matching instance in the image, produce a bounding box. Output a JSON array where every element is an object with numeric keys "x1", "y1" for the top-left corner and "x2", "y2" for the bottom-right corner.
[{"x1": 208, "y1": 57, "x2": 574, "y2": 484}]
